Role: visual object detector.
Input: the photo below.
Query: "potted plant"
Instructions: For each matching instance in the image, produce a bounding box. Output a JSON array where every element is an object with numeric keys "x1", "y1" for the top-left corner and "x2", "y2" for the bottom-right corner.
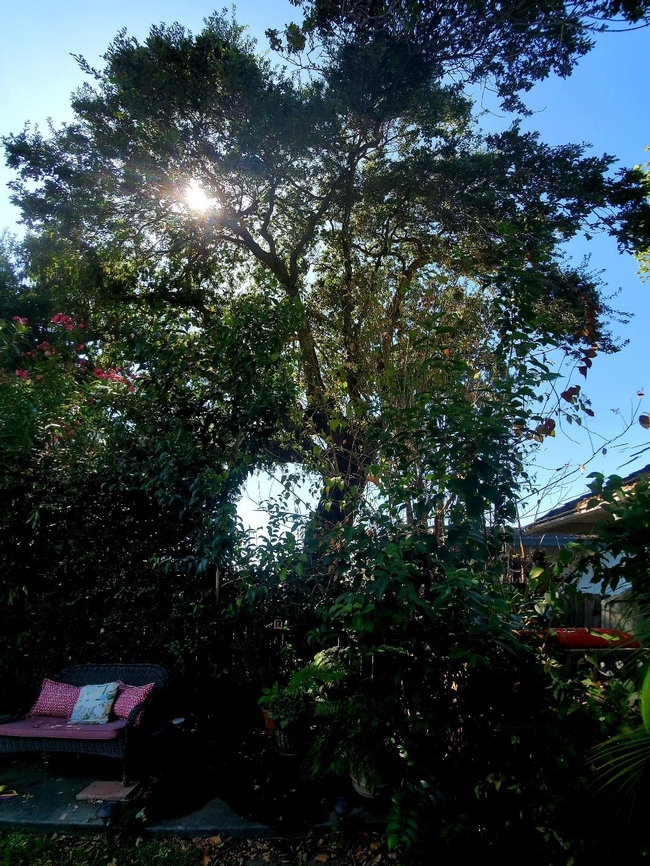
[
  {"x1": 258, "y1": 684, "x2": 310, "y2": 755},
  {"x1": 285, "y1": 655, "x2": 397, "y2": 797},
  {"x1": 311, "y1": 692, "x2": 394, "y2": 798}
]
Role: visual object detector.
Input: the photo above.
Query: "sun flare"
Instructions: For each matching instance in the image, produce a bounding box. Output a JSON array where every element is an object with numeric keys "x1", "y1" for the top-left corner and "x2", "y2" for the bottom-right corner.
[{"x1": 184, "y1": 179, "x2": 217, "y2": 212}]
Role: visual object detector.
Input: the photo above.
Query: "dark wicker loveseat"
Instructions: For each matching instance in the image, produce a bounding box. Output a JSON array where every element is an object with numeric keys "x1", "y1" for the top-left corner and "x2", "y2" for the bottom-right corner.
[{"x1": 0, "y1": 663, "x2": 168, "y2": 785}]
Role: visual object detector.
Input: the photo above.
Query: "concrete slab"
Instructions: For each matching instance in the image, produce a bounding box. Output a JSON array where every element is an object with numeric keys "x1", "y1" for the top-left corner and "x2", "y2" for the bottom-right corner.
[
  {"x1": 147, "y1": 797, "x2": 273, "y2": 840},
  {"x1": 0, "y1": 759, "x2": 105, "y2": 833},
  {"x1": 0, "y1": 757, "x2": 277, "y2": 838},
  {"x1": 0, "y1": 756, "x2": 387, "y2": 840}
]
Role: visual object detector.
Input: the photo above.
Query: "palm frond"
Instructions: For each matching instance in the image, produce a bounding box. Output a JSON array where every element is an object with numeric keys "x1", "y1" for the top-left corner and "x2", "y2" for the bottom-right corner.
[{"x1": 590, "y1": 726, "x2": 650, "y2": 800}]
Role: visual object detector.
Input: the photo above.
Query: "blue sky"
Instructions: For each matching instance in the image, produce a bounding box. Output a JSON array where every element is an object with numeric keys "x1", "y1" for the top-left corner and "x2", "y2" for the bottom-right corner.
[
  {"x1": 1, "y1": 3, "x2": 649, "y2": 528},
  {"x1": 496, "y1": 27, "x2": 650, "y2": 519}
]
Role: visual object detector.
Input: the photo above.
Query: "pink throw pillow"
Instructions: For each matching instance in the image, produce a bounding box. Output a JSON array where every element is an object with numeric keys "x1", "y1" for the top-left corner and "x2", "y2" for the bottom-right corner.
[
  {"x1": 28, "y1": 678, "x2": 81, "y2": 718},
  {"x1": 113, "y1": 682, "x2": 155, "y2": 720}
]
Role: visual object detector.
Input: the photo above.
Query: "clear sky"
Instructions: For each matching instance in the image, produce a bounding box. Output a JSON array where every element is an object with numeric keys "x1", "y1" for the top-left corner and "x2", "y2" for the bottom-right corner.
[
  {"x1": 496, "y1": 27, "x2": 650, "y2": 520},
  {"x1": 1, "y1": 2, "x2": 649, "y2": 529}
]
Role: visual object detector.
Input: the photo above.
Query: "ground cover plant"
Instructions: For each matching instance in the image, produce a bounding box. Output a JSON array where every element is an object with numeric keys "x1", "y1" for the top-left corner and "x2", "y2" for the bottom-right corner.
[
  {"x1": 0, "y1": 830, "x2": 401, "y2": 866},
  {"x1": 2, "y1": 0, "x2": 650, "y2": 861}
]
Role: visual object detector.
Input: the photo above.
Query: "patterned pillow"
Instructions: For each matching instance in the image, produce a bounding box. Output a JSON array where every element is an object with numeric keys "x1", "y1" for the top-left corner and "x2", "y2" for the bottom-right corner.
[
  {"x1": 28, "y1": 679, "x2": 81, "y2": 718},
  {"x1": 69, "y1": 682, "x2": 120, "y2": 725},
  {"x1": 113, "y1": 682, "x2": 156, "y2": 720}
]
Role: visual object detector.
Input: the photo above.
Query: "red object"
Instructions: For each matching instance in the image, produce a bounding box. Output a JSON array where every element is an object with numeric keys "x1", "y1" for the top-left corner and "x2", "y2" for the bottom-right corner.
[
  {"x1": 113, "y1": 681, "x2": 156, "y2": 720},
  {"x1": 27, "y1": 679, "x2": 81, "y2": 719},
  {"x1": 262, "y1": 709, "x2": 276, "y2": 734},
  {"x1": 546, "y1": 628, "x2": 640, "y2": 649}
]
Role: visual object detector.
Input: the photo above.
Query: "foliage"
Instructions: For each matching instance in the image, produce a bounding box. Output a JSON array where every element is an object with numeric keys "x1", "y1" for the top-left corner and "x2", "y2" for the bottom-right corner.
[
  {"x1": 2, "y1": 4, "x2": 650, "y2": 861},
  {"x1": 633, "y1": 147, "x2": 650, "y2": 281},
  {"x1": 228, "y1": 432, "x2": 650, "y2": 859},
  {"x1": 5, "y1": 6, "x2": 650, "y2": 535},
  {"x1": 258, "y1": 681, "x2": 311, "y2": 728},
  {"x1": 289, "y1": 0, "x2": 650, "y2": 113},
  {"x1": 0, "y1": 831, "x2": 199, "y2": 866},
  {"x1": 0, "y1": 232, "x2": 53, "y2": 328},
  {"x1": 288, "y1": 653, "x2": 399, "y2": 790},
  {"x1": 578, "y1": 471, "x2": 650, "y2": 601},
  {"x1": 0, "y1": 271, "x2": 293, "y2": 713},
  {"x1": 563, "y1": 472, "x2": 650, "y2": 821}
]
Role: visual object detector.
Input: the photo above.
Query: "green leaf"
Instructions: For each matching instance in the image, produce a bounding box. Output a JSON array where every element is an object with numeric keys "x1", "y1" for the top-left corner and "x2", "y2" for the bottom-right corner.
[{"x1": 641, "y1": 664, "x2": 650, "y2": 733}]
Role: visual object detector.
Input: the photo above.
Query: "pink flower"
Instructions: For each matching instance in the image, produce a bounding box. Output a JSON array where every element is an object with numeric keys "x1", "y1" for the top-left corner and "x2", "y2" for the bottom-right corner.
[
  {"x1": 51, "y1": 313, "x2": 72, "y2": 325},
  {"x1": 12, "y1": 316, "x2": 28, "y2": 326},
  {"x1": 15, "y1": 369, "x2": 30, "y2": 380},
  {"x1": 93, "y1": 367, "x2": 126, "y2": 384}
]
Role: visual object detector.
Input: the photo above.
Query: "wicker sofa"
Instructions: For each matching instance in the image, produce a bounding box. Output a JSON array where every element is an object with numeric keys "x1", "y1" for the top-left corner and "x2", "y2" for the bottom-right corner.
[{"x1": 0, "y1": 663, "x2": 168, "y2": 785}]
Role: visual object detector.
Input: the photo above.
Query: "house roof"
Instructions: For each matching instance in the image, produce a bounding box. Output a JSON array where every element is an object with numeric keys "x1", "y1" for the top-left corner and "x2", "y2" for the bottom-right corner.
[
  {"x1": 516, "y1": 533, "x2": 579, "y2": 549},
  {"x1": 520, "y1": 463, "x2": 650, "y2": 537}
]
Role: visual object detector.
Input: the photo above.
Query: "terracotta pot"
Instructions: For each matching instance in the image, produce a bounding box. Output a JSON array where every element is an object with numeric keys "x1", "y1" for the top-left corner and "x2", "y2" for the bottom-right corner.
[{"x1": 261, "y1": 708, "x2": 276, "y2": 734}]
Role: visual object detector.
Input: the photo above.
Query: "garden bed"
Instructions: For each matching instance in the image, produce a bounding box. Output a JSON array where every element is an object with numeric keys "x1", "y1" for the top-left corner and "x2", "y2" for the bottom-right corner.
[{"x1": 151, "y1": 711, "x2": 385, "y2": 831}]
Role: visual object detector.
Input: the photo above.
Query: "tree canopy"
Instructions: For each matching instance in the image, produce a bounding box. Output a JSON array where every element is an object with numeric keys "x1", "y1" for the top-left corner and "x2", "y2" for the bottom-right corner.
[
  {"x1": 4, "y1": 2, "x2": 650, "y2": 537},
  {"x1": 634, "y1": 148, "x2": 650, "y2": 280}
]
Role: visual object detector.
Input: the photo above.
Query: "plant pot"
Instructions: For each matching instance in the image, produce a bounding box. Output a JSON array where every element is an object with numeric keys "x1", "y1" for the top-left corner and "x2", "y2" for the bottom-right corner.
[
  {"x1": 261, "y1": 709, "x2": 276, "y2": 735},
  {"x1": 274, "y1": 727, "x2": 300, "y2": 756}
]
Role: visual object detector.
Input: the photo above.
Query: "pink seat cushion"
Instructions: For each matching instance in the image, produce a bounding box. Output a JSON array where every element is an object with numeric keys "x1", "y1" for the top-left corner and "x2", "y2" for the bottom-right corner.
[{"x1": 0, "y1": 716, "x2": 127, "y2": 741}]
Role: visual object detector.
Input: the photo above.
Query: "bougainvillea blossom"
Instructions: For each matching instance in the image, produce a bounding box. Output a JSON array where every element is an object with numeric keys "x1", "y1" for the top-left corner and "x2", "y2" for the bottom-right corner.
[{"x1": 50, "y1": 313, "x2": 83, "y2": 332}]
